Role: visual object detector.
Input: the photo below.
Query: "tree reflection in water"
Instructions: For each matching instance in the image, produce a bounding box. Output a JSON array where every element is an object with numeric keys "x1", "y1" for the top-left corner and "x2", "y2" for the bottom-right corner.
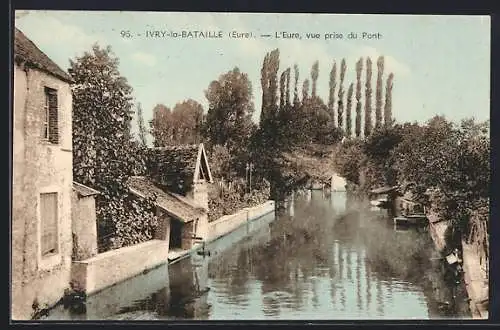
[{"x1": 49, "y1": 190, "x2": 472, "y2": 320}]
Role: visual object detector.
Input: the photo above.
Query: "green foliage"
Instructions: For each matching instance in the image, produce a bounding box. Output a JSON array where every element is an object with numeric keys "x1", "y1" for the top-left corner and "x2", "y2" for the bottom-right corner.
[
  {"x1": 337, "y1": 59, "x2": 347, "y2": 129},
  {"x1": 384, "y1": 73, "x2": 394, "y2": 126},
  {"x1": 293, "y1": 64, "x2": 300, "y2": 107},
  {"x1": 335, "y1": 114, "x2": 490, "y2": 257},
  {"x1": 207, "y1": 178, "x2": 270, "y2": 222},
  {"x1": 311, "y1": 60, "x2": 319, "y2": 98},
  {"x1": 355, "y1": 58, "x2": 363, "y2": 137},
  {"x1": 260, "y1": 49, "x2": 280, "y2": 123},
  {"x1": 70, "y1": 44, "x2": 158, "y2": 251},
  {"x1": 334, "y1": 139, "x2": 363, "y2": 184},
  {"x1": 207, "y1": 145, "x2": 233, "y2": 180},
  {"x1": 393, "y1": 116, "x2": 490, "y2": 227},
  {"x1": 364, "y1": 57, "x2": 373, "y2": 136},
  {"x1": 375, "y1": 56, "x2": 385, "y2": 129},
  {"x1": 302, "y1": 79, "x2": 310, "y2": 101},
  {"x1": 203, "y1": 67, "x2": 256, "y2": 153},
  {"x1": 328, "y1": 61, "x2": 337, "y2": 123},
  {"x1": 346, "y1": 83, "x2": 354, "y2": 138},
  {"x1": 150, "y1": 99, "x2": 204, "y2": 146}
]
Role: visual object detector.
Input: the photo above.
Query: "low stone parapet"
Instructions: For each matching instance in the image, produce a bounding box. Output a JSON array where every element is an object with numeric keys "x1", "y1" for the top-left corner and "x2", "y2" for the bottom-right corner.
[
  {"x1": 208, "y1": 201, "x2": 275, "y2": 242},
  {"x1": 71, "y1": 240, "x2": 169, "y2": 295}
]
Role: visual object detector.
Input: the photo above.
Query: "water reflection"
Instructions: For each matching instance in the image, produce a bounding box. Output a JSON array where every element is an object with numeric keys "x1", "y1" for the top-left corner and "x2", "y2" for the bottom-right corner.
[{"x1": 45, "y1": 191, "x2": 471, "y2": 320}]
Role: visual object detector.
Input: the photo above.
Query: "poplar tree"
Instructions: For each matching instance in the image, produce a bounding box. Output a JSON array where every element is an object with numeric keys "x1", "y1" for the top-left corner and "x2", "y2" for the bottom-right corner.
[
  {"x1": 328, "y1": 61, "x2": 337, "y2": 126},
  {"x1": 384, "y1": 73, "x2": 394, "y2": 126},
  {"x1": 346, "y1": 83, "x2": 354, "y2": 138},
  {"x1": 337, "y1": 58, "x2": 347, "y2": 129},
  {"x1": 302, "y1": 79, "x2": 310, "y2": 101},
  {"x1": 375, "y1": 56, "x2": 385, "y2": 129},
  {"x1": 355, "y1": 58, "x2": 363, "y2": 138},
  {"x1": 364, "y1": 57, "x2": 373, "y2": 137},
  {"x1": 285, "y1": 67, "x2": 291, "y2": 107},
  {"x1": 293, "y1": 64, "x2": 300, "y2": 107},
  {"x1": 311, "y1": 60, "x2": 319, "y2": 98},
  {"x1": 280, "y1": 70, "x2": 286, "y2": 110}
]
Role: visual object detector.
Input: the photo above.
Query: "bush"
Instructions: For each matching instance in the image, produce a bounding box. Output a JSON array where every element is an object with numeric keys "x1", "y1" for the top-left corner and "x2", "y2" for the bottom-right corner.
[{"x1": 207, "y1": 179, "x2": 270, "y2": 222}]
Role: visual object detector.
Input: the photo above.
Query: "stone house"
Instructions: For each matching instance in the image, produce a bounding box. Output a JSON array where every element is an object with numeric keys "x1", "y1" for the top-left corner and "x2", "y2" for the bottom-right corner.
[
  {"x1": 12, "y1": 28, "x2": 74, "y2": 319},
  {"x1": 128, "y1": 144, "x2": 213, "y2": 253}
]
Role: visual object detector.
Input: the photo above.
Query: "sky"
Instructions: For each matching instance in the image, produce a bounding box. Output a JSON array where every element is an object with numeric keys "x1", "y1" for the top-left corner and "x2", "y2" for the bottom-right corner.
[{"x1": 15, "y1": 11, "x2": 490, "y2": 141}]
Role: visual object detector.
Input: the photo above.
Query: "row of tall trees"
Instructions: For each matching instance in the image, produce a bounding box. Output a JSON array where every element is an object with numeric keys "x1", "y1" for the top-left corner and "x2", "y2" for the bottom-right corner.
[
  {"x1": 328, "y1": 56, "x2": 395, "y2": 138},
  {"x1": 69, "y1": 43, "x2": 399, "y2": 247},
  {"x1": 147, "y1": 51, "x2": 395, "y2": 155}
]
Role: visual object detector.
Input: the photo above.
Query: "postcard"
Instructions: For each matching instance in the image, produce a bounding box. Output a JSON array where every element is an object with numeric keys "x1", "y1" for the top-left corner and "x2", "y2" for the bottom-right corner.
[{"x1": 12, "y1": 11, "x2": 490, "y2": 321}]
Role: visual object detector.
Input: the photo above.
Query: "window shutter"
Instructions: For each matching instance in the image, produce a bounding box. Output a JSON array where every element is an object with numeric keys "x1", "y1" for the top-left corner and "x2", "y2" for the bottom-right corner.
[
  {"x1": 46, "y1": 89, "x2": 59, "y2": 144},
  {"x1": 40, "y1": 193, "x2": 58, "y2": 256}
]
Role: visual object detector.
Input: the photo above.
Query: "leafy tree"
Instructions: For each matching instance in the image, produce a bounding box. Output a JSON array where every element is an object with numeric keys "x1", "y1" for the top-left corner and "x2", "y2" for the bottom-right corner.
[
  {"x1": 364, "y1": 57, "x2": 373, "y2": 137},
  {"x1": 150, "y1": 104, "x2": 171, "y2": 147},
  {"x1": 384, "y1": 73, "x2": 394, "y2": 127},
  {"x1": 334, "y1": 139, "x2": 363, "y2": 184},
  {"x1": 355, "y1": 58, "x2": 363, "y2": 137},
  {"x1": 346, "y1": 83, "x2": 354, "y2": 138},
  {"x1": 70, "y1": 44, "x2": 157, "y2": 250},
  {"x1": 375, "y1": 56, "x2": 385, "y2": 129},
  {"x1": 172, "y1": 99, "x2": 204, "y2": 144},
  {"x1": 393, "y1": 117, "x2": 489, "y2": 222},
  {"x1": 150, "y1": 100, "x2": 203, "y2": 146},
  {"x1": 204, "y1": 67, "x2": 255, "y2": 162},
  {"x1": 337, "y1": 59, "x2": 347, "y2": 129}
]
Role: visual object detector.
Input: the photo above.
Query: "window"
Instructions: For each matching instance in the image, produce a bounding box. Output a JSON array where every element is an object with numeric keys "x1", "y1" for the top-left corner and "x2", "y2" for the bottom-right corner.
[
  {"x1": 40, "y1": 192, "x2": 59, "y2": 257},
  {"x1": 42, "y1": 87, "x2": 59, "y2": 144}
]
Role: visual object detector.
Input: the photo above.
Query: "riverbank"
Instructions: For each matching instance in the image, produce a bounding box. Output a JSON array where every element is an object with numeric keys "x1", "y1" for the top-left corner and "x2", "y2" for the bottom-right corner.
[
  {"x1": 427, "y1": 211, "x2": 489, "y2": 319},
  {"x1": 168, "y1": 200, "x2": 275, "y2": 264},
  {"x1": 67, "y1": 200, "x2": 275, "y2": 303}
]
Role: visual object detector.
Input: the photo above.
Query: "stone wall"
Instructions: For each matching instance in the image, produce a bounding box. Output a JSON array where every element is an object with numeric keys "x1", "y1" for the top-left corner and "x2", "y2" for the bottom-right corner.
[
  {"x1": 208, "y1": 201, "x2": 275, "y2": 242},
  {"x1": 71, "y1": 240, "x2": 170, "y2": 295},
  {"x1": 71, "y1": 193, "x2": 98, "y2": 261},
  {"x1": 12, "y1": 65, "x2": 73, "y2": 320}
]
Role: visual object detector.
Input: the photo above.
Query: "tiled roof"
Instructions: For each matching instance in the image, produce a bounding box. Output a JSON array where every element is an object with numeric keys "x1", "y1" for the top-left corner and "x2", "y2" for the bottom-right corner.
[
  {"x1": 73, "y1": 182, "x2": 100, "y2": 197},
  {"x1": 14, "y1": 27, "x2": 73, "y2": 83},
  {"x1": 146, "y1": 144, "x2": 200, "y2": 193},
  {"x1": 127, "y1": 176, "x2": 205, "y2": 223}
]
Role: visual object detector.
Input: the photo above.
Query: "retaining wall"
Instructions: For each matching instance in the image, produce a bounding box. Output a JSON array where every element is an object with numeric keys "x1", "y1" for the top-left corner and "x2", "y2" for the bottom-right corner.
[
  {"x1": 207, "y1": 201, "x2": 275, "y2": 242},
  {"x1": 71, "y1": 240, "x2": 169, "y2": 295}
]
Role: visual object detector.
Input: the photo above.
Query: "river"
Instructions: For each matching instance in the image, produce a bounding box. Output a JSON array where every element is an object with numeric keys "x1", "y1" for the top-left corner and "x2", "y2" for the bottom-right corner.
[{"x1": 44, "y1": 190, "x2": 471, "y2": 320}]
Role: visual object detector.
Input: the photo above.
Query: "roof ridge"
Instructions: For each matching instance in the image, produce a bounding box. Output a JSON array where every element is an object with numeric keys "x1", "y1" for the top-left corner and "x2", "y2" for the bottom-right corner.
[{"x1": 166, "y1": 191, "x2": 205, "y2": 211}]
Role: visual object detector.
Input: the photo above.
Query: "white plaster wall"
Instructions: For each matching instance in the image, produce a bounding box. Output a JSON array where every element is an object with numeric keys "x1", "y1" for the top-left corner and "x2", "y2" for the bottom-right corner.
[{"x1": 12, "y1": 65, "x2": 73, "y2": 320}]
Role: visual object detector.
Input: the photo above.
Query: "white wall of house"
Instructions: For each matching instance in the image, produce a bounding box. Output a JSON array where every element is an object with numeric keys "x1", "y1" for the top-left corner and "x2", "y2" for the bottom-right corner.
[{"x1": 12, "y1": 63, "x2": 73, "y2": 320}]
